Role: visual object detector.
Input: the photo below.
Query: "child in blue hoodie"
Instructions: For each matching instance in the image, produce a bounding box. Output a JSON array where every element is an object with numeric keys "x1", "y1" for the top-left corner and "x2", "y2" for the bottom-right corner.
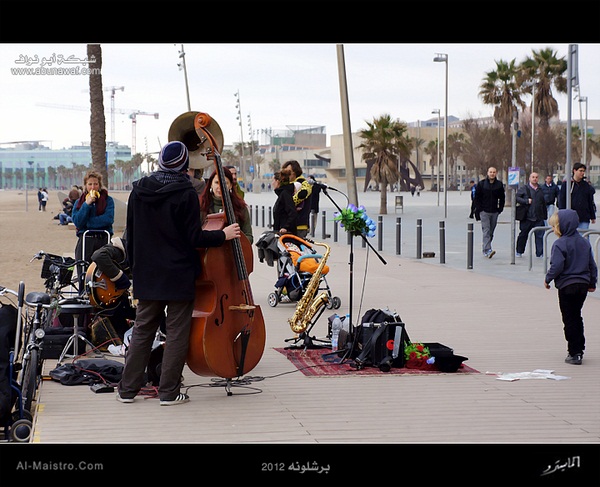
[{"x1": 544, "y1": 209, "x2": 597, "y2": 365}]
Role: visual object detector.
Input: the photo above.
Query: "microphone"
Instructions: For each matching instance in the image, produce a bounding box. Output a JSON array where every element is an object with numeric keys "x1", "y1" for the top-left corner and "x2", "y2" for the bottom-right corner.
[{"x1": 309, "y1": 177, "x2": 338, "y2": 192}]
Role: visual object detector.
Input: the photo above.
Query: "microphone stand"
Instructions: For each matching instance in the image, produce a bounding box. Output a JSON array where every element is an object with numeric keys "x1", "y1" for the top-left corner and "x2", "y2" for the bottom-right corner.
[{"x1": 318, "y1": 185, "x2": 387, "y2": 361}]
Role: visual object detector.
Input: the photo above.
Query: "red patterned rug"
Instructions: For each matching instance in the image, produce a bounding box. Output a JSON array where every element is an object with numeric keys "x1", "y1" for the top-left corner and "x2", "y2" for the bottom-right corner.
[{"x1": 274, "y1": 348, "x2": 480, "y2": 377}]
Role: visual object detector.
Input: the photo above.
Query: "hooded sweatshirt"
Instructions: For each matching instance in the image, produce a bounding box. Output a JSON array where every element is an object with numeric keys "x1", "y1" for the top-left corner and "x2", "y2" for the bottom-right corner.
[
  {"x1": 126, "y1": 173, "x2": 225, "y2": 301},
  {"x1": 545, "y1": 209, "x2": 598, "y2": 290}
]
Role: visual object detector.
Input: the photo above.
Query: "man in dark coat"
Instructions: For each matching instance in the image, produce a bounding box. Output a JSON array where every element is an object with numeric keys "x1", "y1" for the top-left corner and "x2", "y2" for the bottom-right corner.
[
  {"x1": 117, "y1": 141, "x2": 240, "y2": 406},
  {"x1": 540, "y1": 175, "x2": 560, "y2": 224},
  {"x1": 557, "y1": 162, "x2": 596, "y2": 230},
  {"x1": 474, "y1": 166, "x2": 505, "y2": 258},
  {"x1": 515, "y1": 172, "x2": 547, "y2": 257}
]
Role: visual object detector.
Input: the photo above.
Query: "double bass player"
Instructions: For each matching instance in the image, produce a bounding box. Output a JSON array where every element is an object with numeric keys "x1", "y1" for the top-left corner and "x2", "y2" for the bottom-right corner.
[{"x1": 116, "y1": 141, "x2": 240, "y2": 406}]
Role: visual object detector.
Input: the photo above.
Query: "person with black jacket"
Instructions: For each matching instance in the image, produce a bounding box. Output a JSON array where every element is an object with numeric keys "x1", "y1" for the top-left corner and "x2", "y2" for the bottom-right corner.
[
  {"x1": 117, "y1": 141, "x2": 240, "y2": 407},
  {"x1": 474, "y1": 166, "x2": 505, "y2": 258},
  {"x1": 281, "y1": 160, "x2": 312, "y2": 238},
  {"x1": 272, "y1": 170, "x2": 297, "y2": 236},
  {"x1": 90, "y1": 235, "x2": 135, "y2": 341},
  {"x1": 515, "y1": 173, "x2": 547, "y2": 258},
  {"x1": 540, "y1": 175, "x2": 560, "y2": 224},
  {"x1": 557, "y1": 162, "x2": 596, "y2": 230}
]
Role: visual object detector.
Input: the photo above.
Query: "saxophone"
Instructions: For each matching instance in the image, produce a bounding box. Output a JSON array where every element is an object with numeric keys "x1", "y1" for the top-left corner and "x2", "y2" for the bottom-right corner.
[{"x1": 288, "y1": 242, "x2": 331, "y2": 334}]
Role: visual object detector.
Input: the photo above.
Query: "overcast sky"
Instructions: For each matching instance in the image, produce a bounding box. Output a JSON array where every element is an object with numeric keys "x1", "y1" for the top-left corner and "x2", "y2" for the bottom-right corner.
[{"x1": 1, "y1": 43, "x2": 598, "y2": 155}]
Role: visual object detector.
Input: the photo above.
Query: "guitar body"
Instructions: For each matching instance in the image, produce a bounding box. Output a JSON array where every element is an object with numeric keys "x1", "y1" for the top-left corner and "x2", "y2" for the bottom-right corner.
[{"x1": 85, "y1": 262, "x2": 127, "y2": 308}]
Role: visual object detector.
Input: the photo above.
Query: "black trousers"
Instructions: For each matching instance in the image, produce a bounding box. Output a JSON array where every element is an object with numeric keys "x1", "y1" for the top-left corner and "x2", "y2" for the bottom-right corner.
[
  {"x1": 558, "y1": 283, "x2": 588, "y2": 356},
  {"x1": 516, "y1": 219, "x2": 544, "y2": 256}
]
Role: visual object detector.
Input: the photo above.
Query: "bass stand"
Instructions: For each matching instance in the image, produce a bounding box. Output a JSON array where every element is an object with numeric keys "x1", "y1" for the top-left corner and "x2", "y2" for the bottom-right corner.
[
  {"x1": 284, "y1": 305, "x2": 330, "y2": 350},
  {"x1": 317, "y1": 185, "x2": 387, "y2": 363}
]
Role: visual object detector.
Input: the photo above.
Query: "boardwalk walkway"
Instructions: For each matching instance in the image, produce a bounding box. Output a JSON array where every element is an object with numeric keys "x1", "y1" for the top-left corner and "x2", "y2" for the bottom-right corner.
[{"x1": 3, "y1": 189, "x2": 598, "y2": 485}]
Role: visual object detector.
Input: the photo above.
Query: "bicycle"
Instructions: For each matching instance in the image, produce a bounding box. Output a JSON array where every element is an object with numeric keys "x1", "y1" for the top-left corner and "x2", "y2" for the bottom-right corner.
[{"x1": 30, "y1": 250, "x2": 86, "y2": 300}]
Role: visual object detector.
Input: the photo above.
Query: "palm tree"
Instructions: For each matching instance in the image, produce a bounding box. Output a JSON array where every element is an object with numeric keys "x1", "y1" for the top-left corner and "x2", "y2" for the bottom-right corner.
[
  {"x1": 87, "y1": 44, "x2": 107, "y2": 183},
  {"x1": 358, "y1": 114, "x2": 410, "y2": 214},
  {"x1": 479, "y1": 59, "x2": 526, "y2": 175},
  {"x1": 519, "y1": 48, "x2": 567, "y2": 130}
]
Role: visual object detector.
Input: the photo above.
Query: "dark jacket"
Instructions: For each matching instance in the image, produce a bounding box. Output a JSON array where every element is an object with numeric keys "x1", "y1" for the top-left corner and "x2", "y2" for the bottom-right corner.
[
  {"x1": 91, "y1": 236, "x2": 129, "y2": 281},
  {"x1": 540, "y1": 181, "x2": 560, "y2": 206},
  {"x1": 545, "y1": 209, "x2": 598, "y2": 290},
  {"x1": 126, "y1": 173, "x2": 226, "y2": 301},
  {"x1": 474, "y1": 177, "x2": 505, "y2": 214},
  {"x1": 557, "y1": 178, "x2": 596, "y2": 223},
  {"x1": 516, "y1": 184, "x2": 547, "y2": 222},
  {"x1": 273, "y1": 183, "x2": 297, "y2": 235}
]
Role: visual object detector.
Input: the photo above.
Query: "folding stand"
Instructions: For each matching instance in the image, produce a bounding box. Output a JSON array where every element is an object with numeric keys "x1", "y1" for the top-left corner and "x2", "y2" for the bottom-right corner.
[
  {"x1": 284, "y1": 305, "x2": 330, "y2": 351},
  {"x1": 57, "y1": 302, "x2": 98, "y2": 364},
  {"x1": 318, "y1": 185, "x2": 387, "y2": 362}
]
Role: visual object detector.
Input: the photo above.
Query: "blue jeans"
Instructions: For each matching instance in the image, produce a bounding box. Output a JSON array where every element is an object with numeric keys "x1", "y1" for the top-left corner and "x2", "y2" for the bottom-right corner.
[
  {"x1": 578, "y1": 221, "x2": 590, "y2": 230},
  {"x1": 59, "y1": 213, "x2": 72, "y2": 225}
]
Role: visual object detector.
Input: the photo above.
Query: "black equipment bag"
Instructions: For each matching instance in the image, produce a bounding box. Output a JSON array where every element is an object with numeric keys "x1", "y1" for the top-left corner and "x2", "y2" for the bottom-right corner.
[{"x1": 354, "y1": 308, "x2": 409, "y2": 371}]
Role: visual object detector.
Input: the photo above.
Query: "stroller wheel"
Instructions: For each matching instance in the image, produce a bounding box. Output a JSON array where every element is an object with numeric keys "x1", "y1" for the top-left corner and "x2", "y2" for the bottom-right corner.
[
  {"x1": 12, "y1": 409, "x2": 33, "y2": 423},
  {"x1": 267, "y1": 293, "x2": 279, "y2": 307},
  {"x1": 332, "y1": 296, "x2": 342, "y2": 309},
  {"x1": 10, "y1": 418, "x2": 33, "y2": 442},
  {"x1": 325, "y1": 299, "x2": 334, "y2": 310}
]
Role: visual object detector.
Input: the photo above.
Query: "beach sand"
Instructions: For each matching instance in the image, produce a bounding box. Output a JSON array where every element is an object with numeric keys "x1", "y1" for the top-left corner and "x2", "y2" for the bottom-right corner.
[{"x1": 0, "y1": 190, "x2": 129, "y2": 296}]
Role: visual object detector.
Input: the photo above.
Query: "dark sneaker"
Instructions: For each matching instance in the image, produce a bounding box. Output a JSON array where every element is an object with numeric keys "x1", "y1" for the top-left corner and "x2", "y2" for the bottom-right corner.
[
  {"x1": 116, "y1": 393, "x2": 135, "y2": 403},
  {"x1": 160, "y1": 393, "x2": 190, "y2": 406},
  {"x1": 565, "y1": 354, "x2": 583, "y2": 365}
]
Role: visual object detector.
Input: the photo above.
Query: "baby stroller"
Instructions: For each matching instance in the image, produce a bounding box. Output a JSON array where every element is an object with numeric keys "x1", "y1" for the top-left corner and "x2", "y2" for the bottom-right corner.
[
  {"x1": 1, "y1": 282, "x2": 34, "y2": 442},
  {"x1": 265, "y1": 233, "x2": 341, "y2": 310}
]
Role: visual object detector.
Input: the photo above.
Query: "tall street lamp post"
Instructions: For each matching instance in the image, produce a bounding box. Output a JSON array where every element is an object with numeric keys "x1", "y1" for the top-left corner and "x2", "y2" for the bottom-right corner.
[
  {"x1": 177, "y1": 44, "x2": 191, "y2": 112},
  {"x1": 578, "y1": 95, "x2": 588, "y2": 163},
  {"x1": 432, "y1": 108, "x2": 440, "y2": 206},
  {"x1": 247, "y1": 113, "x2": 256, "y2": 184},
  {"x1": 433, "y1": 53, "x2": 448, "y2": 218},
  {"x1": 234, "y1": 90, "x2": 245, "y2": 185}
]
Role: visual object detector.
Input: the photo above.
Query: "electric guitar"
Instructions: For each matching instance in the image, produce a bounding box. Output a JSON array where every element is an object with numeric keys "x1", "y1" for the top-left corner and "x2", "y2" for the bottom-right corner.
[{"x1": 85, "y1": 262, "x2": 128, "y2": 308}]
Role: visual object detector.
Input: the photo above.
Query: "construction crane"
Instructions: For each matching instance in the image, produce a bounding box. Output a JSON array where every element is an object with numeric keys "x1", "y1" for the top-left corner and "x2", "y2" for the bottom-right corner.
[
  {"x1": 129, "y1": 110, "x2": 159, "y2": 154},
  {"x1": 36, "y1": 102, "x2": 158, "y2": 153},
  {"x1": 104, "y1": 86, "x2": 124, "y2": 145}
]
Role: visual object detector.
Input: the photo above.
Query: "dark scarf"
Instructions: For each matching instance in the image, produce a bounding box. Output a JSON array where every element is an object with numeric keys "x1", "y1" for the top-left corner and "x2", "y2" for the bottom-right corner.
[
  {"x1": 153, "y1": 170, "x2": 190, "y2": 185},
  {"x1": 75, "y1": 188, "x2": 108, "y2": 215}
]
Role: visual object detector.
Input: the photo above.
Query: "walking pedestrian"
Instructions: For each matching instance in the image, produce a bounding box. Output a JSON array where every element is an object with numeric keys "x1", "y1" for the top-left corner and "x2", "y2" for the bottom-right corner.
[
  {"x1": 515, "y1": 173, "x2": 547, "y2": 257},
  {"x1": 474, "y1": 167, "x2": 505, "y2": 258},
  {"x1": 557, "y1": 162, "x2": 596, "y2": 230},
  {"x1": 544, "y1": 209, "x2": 597, "y2": 365},
  {"x1": 540, "y1": 175, "x2": 560, "y2": 225}
]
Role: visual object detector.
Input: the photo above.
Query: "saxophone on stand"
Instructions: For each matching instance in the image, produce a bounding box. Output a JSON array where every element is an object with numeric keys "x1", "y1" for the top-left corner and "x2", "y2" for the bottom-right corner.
[{"x1": 288, "y1": 241, "x2": 331, "y2": 335}]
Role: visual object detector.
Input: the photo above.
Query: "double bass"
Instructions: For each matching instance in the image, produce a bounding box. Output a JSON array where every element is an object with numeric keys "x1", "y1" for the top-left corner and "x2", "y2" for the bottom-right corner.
[{"x1": 169, "y1": 111, "x2": 266, "y2": 393}]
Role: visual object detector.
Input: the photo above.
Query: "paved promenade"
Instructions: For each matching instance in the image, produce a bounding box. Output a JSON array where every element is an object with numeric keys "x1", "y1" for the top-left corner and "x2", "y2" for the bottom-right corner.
[{"x1": 3, "y1": 187, "x2": 598, "y2": 485}]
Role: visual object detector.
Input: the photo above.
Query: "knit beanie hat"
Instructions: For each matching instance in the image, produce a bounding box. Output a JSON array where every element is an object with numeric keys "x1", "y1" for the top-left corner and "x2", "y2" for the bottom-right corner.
[{"x1": 158, "y1": 141, "x2": 189, "y2": 173}]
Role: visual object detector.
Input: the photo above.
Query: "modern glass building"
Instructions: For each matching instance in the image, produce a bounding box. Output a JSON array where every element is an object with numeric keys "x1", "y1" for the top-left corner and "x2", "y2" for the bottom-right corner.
[{"x1": 0, "y1": 142, "x2": 131, "y2": 190}]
